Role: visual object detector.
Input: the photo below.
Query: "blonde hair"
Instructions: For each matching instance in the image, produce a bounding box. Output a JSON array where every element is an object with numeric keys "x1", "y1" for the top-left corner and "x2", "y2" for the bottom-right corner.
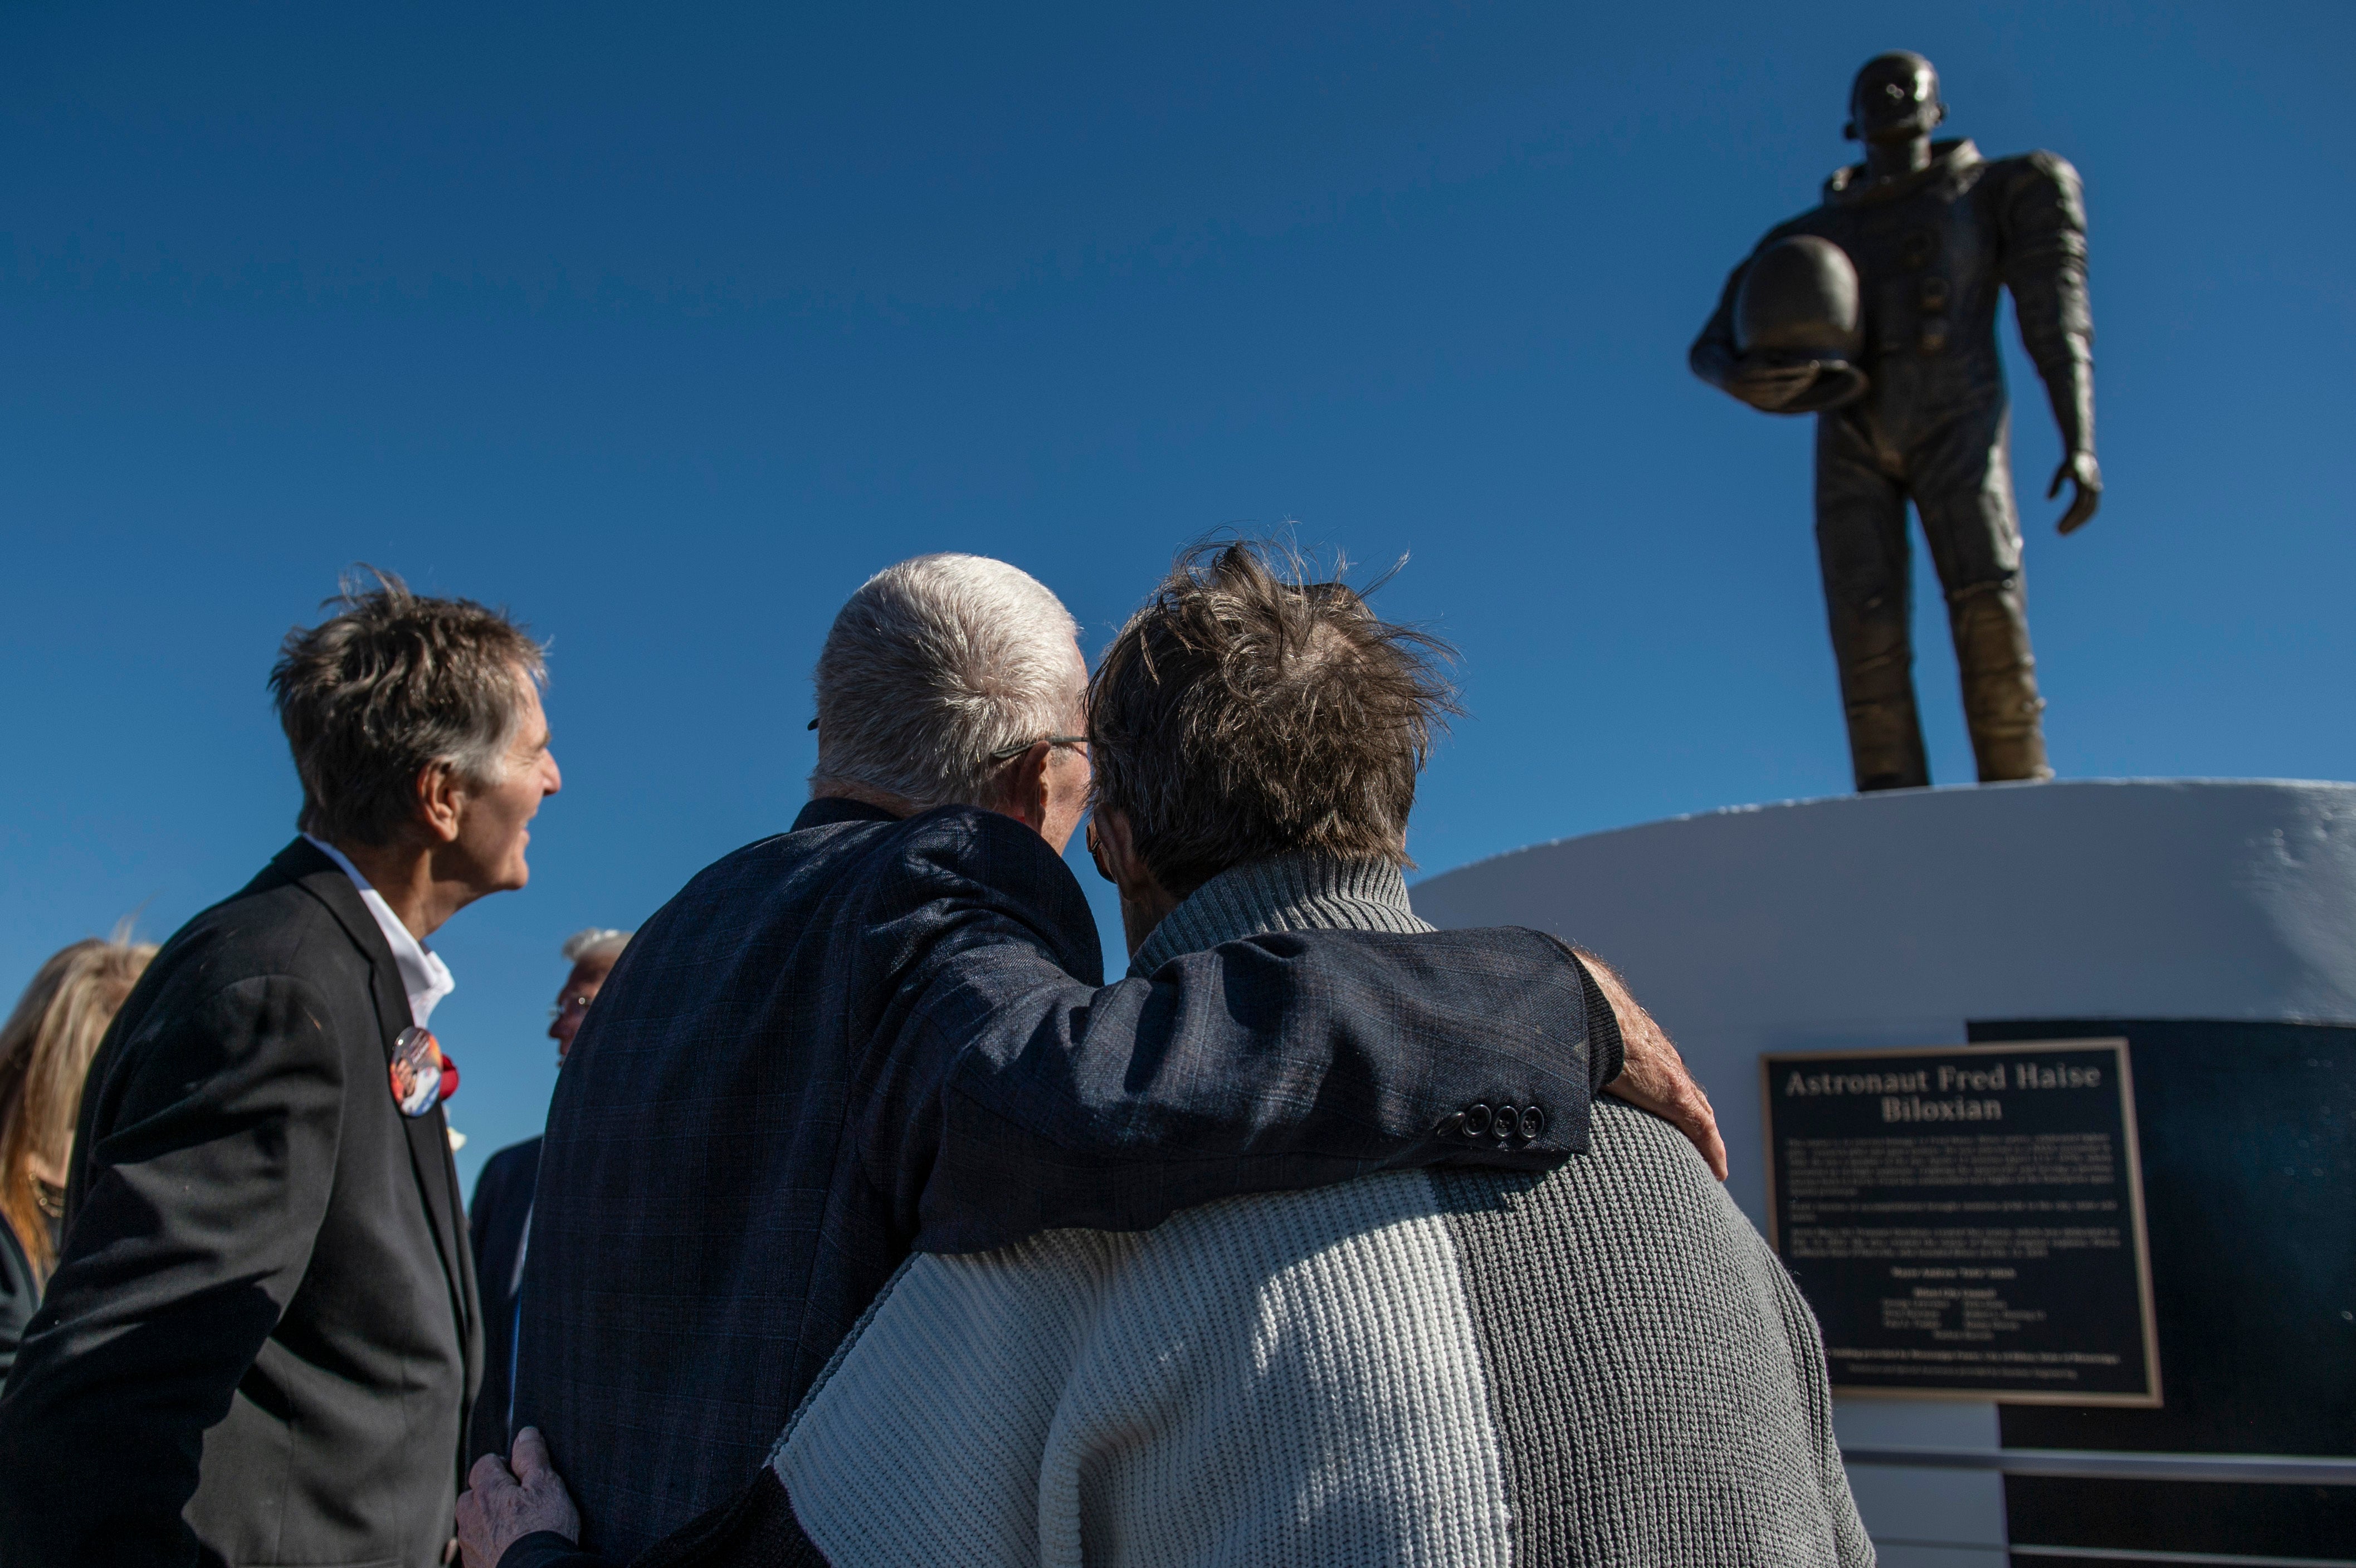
[{"x1": 0, "y1": 938, "x2": 157, "y2": 1278}]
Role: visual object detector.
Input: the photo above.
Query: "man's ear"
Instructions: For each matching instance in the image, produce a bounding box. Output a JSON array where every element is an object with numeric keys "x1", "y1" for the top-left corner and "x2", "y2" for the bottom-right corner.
[
  {"x1": 1089, "y1": 808, "x2": 1167, "y2": 895},
  {"x1": 1087, "y1": 806, "x2": 1181, "y2": 957},
  {"x1": 991, "y1": 743, "x2": 1054, "y2": 837},
  {"x1": 1089, "y1": 807, "x2": 1138, "y2": 884},
  {"x1": 414, "y1": 761, "x2": 465, "y2": 846}
]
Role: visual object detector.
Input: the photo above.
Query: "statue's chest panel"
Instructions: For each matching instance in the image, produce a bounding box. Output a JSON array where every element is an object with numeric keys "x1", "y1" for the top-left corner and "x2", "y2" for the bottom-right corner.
[{"x1": 1833, "y1": 180, "x2": 1999, "y2": 360}]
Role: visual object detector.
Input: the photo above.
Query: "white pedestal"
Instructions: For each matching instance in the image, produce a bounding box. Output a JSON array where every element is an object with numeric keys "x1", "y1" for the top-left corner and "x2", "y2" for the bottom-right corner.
[{"x1": 1412, "y1": 778, "x2": 2356, "y2": 1562}]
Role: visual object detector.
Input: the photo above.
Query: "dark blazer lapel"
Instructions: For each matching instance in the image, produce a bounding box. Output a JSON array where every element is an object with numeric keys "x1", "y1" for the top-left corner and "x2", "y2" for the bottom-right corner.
[{"x1": 274, "y1": 842, "x2": 480, "y2": 1382}]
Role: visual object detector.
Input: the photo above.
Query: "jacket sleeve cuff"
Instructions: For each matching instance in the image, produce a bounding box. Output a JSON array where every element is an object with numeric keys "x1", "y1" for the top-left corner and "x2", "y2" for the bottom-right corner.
[
  {"x1": 1563, "y1": 950, "x2": 1626, "y2": 1092},
  {"x1": 499, "y1": 1532, "x2": 604, "y2": 1568}
]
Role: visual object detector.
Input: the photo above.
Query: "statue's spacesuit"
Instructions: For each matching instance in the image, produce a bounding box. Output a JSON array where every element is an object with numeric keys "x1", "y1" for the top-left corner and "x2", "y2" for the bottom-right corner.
[{"x1": 1692, "y1": 56, "x2": 2099, "y2": 792}]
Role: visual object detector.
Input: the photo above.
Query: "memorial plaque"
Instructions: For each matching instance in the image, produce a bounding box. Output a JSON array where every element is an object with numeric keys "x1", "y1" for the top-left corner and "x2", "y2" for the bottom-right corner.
[{"x1": 1761, "y1": 1039, "x2": 2160, "y2": 1404}]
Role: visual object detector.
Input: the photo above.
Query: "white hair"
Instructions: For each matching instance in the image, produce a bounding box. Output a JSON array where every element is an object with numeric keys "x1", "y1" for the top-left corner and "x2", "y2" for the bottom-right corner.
[
  {"x1": 560, "y1": 928, "x2": 633, "y2": 965},
  {"x1": 809, "y1": 554, "x2": 1083, "y2": 810}
]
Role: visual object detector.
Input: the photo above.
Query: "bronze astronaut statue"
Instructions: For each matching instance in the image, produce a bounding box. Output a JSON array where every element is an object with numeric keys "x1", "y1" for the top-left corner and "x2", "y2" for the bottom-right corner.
[{"x1": 1692, "y1": 51, "x2": 2101, "y2": 792}]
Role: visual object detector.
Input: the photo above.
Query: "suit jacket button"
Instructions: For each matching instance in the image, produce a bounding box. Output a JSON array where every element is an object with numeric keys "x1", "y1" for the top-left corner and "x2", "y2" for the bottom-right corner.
[
  {"x1": 1492, "y1": 1105, "x2": 1518, "y2": 1140},
  {"x1": 1520, "y1": 1105, "x2": 1545, "y2": 1140},
  {"x1": 1438, "y1": 1112, "x2": 1466, "y2": 1139},
  {"x1": 1462, "y1": 1103, "x2": 1492, "y2": 1136}
]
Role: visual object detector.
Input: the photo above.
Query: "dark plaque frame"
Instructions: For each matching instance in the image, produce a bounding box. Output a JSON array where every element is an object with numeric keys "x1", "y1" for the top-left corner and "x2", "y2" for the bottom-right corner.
[{"x1": 1760, "y1": 1038, "x2": 2160, "y2": 1405}]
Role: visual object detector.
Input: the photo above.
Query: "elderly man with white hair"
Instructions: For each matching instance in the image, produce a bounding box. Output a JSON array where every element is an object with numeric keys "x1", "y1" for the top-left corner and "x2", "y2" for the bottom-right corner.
[
  {"x1": 467, "y1": 926, "x2": 635, "y2": 1469},
  {"x1": 486, "y1": 553, "x2": 1720, "y2": 1564}
]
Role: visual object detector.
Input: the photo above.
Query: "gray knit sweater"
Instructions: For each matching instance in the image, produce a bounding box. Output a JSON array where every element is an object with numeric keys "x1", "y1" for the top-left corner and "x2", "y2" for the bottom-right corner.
[{"x1": 770, "y1": 857, "x2": 1872, "y2": 1567}]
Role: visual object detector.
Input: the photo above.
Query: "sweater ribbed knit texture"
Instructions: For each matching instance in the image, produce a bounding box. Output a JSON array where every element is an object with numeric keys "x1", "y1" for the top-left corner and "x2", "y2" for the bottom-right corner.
[
  {"x1": 1129, "y1": 855, "x2": 1432, "y2": 976},
  {"x1": 774, "y1": 858, "x2": 1873, "y2": 1567}
]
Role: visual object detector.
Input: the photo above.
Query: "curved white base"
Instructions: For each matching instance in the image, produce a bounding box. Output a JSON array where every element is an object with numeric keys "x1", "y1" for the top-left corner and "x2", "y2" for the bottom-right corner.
[{"x1": 1411, "y1": 778, "x2": 2356, "y2": 1564}]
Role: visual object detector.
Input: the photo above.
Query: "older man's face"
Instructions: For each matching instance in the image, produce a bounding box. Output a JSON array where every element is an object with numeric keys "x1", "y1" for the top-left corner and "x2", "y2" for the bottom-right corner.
[
  {"x1": 549, "y1": 957, "x2": 616, "y2": 1062},
  {"x1": 450, "y1": 678, "x2": 562, "y2": 895},
  {"x1": 1030, "y1": 641, "x2": 1094, "y2": 854}
]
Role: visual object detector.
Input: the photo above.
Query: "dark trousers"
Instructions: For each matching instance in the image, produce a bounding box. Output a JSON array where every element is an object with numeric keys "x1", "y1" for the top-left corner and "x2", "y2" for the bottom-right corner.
[{"x1": 1813, "y1": 387, "x2": 2051, "y2": 792}]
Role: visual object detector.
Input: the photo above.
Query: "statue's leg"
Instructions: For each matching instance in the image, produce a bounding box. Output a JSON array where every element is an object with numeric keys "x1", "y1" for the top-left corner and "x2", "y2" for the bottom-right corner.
[
  {"x1": 1915, "y1": 399, "x2": 2053, "y2": 783},
  {"x1": 1814, "y1": 410, "x2": 1928, "y2": 792}
]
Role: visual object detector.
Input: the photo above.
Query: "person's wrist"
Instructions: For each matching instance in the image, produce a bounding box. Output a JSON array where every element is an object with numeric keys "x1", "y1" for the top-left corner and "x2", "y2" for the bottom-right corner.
[
  {"x1": 496, "y1": 1530, "x2": 587, "y2": 1568},
  {"x1": 1550, "y1": 942, "x2": 1627, "y2": 1091}
]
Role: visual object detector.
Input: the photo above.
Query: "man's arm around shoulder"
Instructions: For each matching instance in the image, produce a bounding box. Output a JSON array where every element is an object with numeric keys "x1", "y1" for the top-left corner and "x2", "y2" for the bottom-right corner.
[{"x1": 840, "y1": 815, "x2": 1722, "y2": 1250}]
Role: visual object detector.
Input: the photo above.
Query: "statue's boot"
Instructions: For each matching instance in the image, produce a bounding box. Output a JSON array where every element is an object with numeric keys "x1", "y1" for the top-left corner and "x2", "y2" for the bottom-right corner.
[{"x1": 1949, "y1": 575, "x2": 2052, "y2": 783}]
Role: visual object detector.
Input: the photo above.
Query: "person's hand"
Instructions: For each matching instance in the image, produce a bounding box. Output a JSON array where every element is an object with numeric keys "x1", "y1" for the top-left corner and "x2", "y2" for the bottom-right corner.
[
  {"x1": 1576, "y1": 950, "x2": 1729, "y2": 1180},
  {"x1": 2049, "y1": 451, "x2": 2103, "y2": 534},
  {"x1": 1725, "y1": 355, "x2": 1826, "y2": 413},
  {"x1": 456, "y1": 1428, "x2": 580, "y2": 1568}
]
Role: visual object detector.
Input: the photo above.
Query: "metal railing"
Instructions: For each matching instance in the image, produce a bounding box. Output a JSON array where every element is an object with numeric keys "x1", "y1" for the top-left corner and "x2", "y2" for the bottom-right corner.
[
  {"x1": 1841, "y1": 1447, "x2": 2356, "y2": 1567},
  {"x1": 1841, "y1": 1444, "x2": 2356, "y2": 1487}
]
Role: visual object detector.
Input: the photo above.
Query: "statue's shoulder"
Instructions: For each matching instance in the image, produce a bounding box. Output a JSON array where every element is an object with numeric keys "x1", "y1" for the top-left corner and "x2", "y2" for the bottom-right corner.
[
  {"x1": 1983, "y1": 149, "x2": 2088, "y2": 232},
  {"x1": 1987, "y1": 149, "x2": 2084, "y2": 195}
]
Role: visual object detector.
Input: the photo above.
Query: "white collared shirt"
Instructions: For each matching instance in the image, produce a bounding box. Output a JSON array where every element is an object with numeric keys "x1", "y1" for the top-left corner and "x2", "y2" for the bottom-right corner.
[{"x1": 303, "y1": 834, "x2": 457, "y2": 1029}]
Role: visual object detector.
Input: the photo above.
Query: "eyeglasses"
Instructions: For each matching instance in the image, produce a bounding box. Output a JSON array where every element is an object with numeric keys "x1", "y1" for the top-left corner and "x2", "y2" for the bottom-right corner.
[
  {"x1": 987, "y1": 734, "x2": 1090, "y2": 763},
  {"x1": 548, "y1": 994, "x2": 596, "y2": 1023}
]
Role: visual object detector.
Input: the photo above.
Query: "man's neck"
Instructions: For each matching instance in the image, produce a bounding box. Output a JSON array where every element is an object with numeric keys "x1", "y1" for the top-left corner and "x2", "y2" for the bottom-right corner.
[
  {"x1": 328, "y1": 838, "x2": 469, "y2": 941},
  {"x1": 1118, "y1": 880, "x2": 1181, "y2": 959},
  {"x1": 809, "y1": 781, "x2": 919, "y2": 818}
]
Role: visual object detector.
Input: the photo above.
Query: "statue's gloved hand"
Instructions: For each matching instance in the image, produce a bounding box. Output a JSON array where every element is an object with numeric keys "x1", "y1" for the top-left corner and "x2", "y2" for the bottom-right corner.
[
  {"x1": 2048, "y1": 451, "x2": 2103, "y2": 534},
  {"x1": 1725, "y1": 354, "x2": 1827, "y2": 412}
]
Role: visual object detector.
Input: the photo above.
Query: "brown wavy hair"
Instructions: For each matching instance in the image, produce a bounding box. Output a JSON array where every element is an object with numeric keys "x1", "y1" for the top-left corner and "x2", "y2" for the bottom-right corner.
[
  {"x1": 0, "y1": 938, "x2": 156, "y2": 1278},
  {"x1": 270, "y1": 568, "x2": 546, "y2": 847},
  {"x1": 1089, "y1": 540, "x2": 1458, "y2": 899}
]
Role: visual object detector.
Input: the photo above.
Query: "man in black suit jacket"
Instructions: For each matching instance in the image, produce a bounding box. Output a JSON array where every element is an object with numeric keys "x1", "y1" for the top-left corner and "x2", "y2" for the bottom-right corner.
[
  {"x1": 500, "y1": 554, "x2": 1723, "y2": 1561},
  {"x1": 470, "y1": 1137, "x2": 541, "y2": 1464},
  {"x1": 469, "y1": 928, "x2": 631, "y2": 1469},
  {"x1": 0, "y1": 574, "x2": 561, "y2": 1567}
]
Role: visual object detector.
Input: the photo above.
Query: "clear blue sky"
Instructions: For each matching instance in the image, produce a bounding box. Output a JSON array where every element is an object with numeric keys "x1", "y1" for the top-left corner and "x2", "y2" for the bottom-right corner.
[{"x1": 4, "y1": 1, "x2": 2350, "y2": 1186}]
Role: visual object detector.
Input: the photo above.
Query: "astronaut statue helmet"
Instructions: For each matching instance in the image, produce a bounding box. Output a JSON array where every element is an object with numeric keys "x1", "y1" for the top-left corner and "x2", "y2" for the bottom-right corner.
[
  {"x1": 1735, "y1": 235, "x2": 1862, "y2": 356},
  {"x1": 1733, "y1": 235, "x2": 1868, "y2": 413}
]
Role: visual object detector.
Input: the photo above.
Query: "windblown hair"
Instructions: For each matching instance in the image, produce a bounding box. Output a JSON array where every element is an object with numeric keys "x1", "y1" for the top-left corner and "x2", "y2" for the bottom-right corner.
[
  {"x1": 809, "y1": 554, "x2": 1082, "y2": 810},
  {"x1": 0, "y1": 937, "x2": 157, "y2": 1279},
  {"x1": 560, "y1": 927, "x2": 634, "y2": 966},
  {"x1": 1090, "y1": 540, "x2": 1457, "y2": 899},
  {"x1": 270, "y1": 569, "x2": 547, "y2": 847}
]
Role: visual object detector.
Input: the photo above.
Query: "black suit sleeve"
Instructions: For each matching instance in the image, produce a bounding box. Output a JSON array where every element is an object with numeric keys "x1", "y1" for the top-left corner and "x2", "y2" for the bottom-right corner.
[
  {"x1": 470, "y1": 1157, "x2": 500, "y2": 1279},
  {"x1": 851, "y1": 814, "x2": 1608, "y2": 1254},
  {"x1": 1560, "y1": 945, "x2": 1627, "y2": 1088},
  {"x1": 495, "y1": 1463, "x2": 827, "y2": 1568},
  {"x1": 0, "y1": 1220, "x2": 41, "y2": 1384},
  {"x1": 0, "y1": 974, "x2": 346, "y2": 1568},
  {"x1": 500, "y1": 1533, "x2": 610, "y2": 1568}
]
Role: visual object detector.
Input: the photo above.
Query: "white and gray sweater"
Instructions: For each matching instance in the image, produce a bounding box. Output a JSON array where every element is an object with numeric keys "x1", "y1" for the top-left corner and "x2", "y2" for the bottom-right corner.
[{"x1": 769, "y1": 856, "x2": 1873, "y2": 1567}]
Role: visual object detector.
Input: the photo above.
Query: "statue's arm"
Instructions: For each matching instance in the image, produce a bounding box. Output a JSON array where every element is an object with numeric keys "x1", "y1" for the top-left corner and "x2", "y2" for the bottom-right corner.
[
  {"x1": 1689, "y1": 245, "x2": 1837, "y2": 412},
  {"x1": 2002, "y1": 152, "x2": 2102, "y2": 531},
  {"x1": 1687, "y1": 259, "x2": 1750, "y2": 392}
]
